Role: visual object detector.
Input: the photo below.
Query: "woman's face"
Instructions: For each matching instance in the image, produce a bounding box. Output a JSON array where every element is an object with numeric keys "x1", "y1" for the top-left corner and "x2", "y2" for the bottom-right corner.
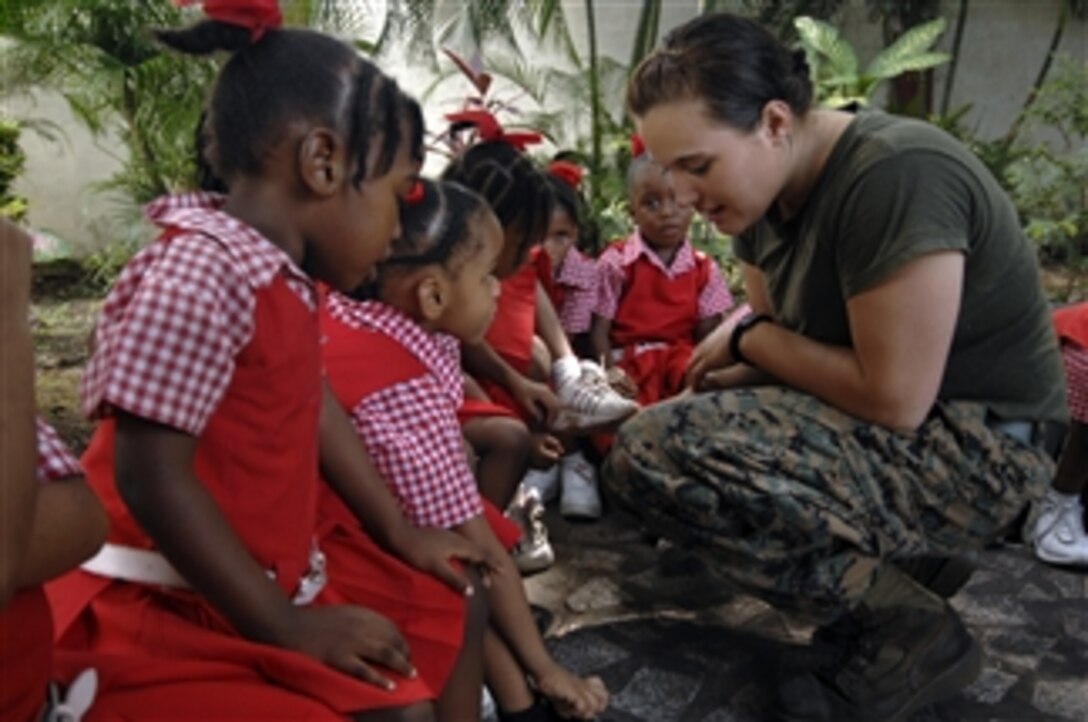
[{"x1": 636, "y1": 98, "x2": 789, "y2": 236}]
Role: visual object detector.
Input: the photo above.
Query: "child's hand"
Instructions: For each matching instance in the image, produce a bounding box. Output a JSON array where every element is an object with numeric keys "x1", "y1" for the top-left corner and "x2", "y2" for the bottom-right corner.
[
  {"x1": 534, "y1": 662, "x2": 610, "y2": 720},
  {"x1": 605, "y1": 366, "x2": 638, "y2": 400},
  {"x1": 511, "y1": 376, "x2": 563, "y2": 426},
  {"x1": 281, "y1": 605, "x2": 415, "y2": 691},
  {"x1": 397, "y1": 526, "x2": 500, "y2": 596},
  {"x1": 529, "y1": 432, "x2": 563, "y2": 469}
]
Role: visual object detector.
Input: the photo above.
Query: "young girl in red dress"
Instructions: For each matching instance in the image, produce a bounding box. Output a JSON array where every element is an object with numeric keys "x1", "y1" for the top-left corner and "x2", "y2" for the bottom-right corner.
[
  {"x1": 321, "y1": 177, "x2": 609, "y2": 722},
  {"x1": 590, "y1": 151, "x2": 734, "y2": 407},
  {"x1": 446, "y1": 132, "x2": 637, "y2": 529},
  {"x1": 44, "y1": 10, "x2": 489, "y2": 721},
  {"x1": 1, "y1": 220, "x2": 107, "y2": 722}
]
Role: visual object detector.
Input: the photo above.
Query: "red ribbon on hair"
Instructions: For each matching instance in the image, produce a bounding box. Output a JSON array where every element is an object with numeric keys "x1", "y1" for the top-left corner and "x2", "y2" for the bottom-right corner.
[
  {"x1": 630, "y1": 133, "x2": 646, "y2": 158},
  {"x1": 445, "y1": 110, "x2": 543, "y2": 152},
  {"x1": 548, "y1": 160, "x2": 583, "y2": 190},
  {"x1": 404, "y1": 180, "x2": 425, "y2": 205},
  {"x1": 175, "y1": 0, "x2": 283, "y2": 42}
]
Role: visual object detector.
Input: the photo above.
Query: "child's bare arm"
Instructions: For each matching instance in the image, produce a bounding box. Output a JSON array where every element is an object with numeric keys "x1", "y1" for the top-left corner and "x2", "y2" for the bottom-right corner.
[
  {"x1": 115, "y1": 412, "x2": 415, "y2": 688},
  {"x1": 588, "y1": 313, "x2": 612, "y2": 367},
  {"x1": 318, "y1": 384, "x2": 496, "y2": 594},
  {"x1": 0, "y1": 220, "x2": 38, "y2": 605},
  {"x1": 16, "y1": 480, "x2": 107, "y2": 588},
  {"x1": 694, "y1": 312, "x2": 724, "y2": 342},
  {"x1": 462, "y1": 342, "x2": 561, "y2": 424},
  {"x1": 534, "y1": 282, "x2": 574, "y2": 360}
]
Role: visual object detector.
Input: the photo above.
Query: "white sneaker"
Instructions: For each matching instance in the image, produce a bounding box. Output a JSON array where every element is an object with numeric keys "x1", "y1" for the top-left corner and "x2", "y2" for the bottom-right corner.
[
  {"x1": 1031, "y1": 490, "x2": 1088, "y2": 567},
  {"x1": 559, "y1": 452, "x2": 602, "y2": 520},
  {"x1": 521, "y1": 465, "x2": 559, "y2": 504},
  {"x1": 506, "y1": 486, "x2": 555, "y2": 574},
  {"x1": 553, "y1": 359, "x2": 639, "y2": 432}
]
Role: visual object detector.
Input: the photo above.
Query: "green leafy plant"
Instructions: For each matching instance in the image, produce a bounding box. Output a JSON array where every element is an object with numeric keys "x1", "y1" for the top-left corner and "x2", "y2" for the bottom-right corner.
[
  {"x1": 793, "y1": 15, "x2": 949, "y2": 108},
  {"x1": 0, "y1": 118, "x2": 29, "y2": 221}
]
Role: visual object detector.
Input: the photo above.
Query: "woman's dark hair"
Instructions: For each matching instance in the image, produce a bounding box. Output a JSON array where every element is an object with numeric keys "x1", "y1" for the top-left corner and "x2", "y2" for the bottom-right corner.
[
  {"x1": 442, "y1": 141, "x2": 553, "y2": 263},
  {"x1": 158, "y1": 21, "x2": 421, "y2": 186},
  {"x1": 627, "y1": 12, "x2": 813, "y2": 131},
  {"x1": 544, "y1": 173, "x2": 599, "y2": 255}
]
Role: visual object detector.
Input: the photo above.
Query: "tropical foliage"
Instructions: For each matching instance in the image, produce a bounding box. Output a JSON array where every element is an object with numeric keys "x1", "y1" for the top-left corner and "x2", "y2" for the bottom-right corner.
[
  {"x1": 0, "y1": 118, "x2": 28, "y2": 221},
  {"x1": 793, "y1": 14, "x2": 949, "y2": 108}
]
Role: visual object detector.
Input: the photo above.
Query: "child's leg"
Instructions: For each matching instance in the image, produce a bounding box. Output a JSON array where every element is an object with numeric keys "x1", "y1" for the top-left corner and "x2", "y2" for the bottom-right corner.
[
  {"x1": 435, "y1": 566, "x2": 488, "y2": 722},
  {"x1": 1053, "y1": 421, "x2": 1088, "y2": 495},
  {"x1": 464, "y1": 417, "x2": 532, "y2": 508},
  {"x1": 355, "y1": 703, "x2": 435, "y2": 722},
  {"x1": 528, "y1": 335, "x2": 552, "y2": 383},
  {"x1": 485, "y1": 626, "x2": 536, "y2": 715}
]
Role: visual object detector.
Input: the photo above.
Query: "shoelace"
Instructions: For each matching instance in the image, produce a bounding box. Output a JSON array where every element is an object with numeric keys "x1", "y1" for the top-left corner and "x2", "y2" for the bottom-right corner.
[{"x1": 1034, "y1": 498, "x2": 1084, "y2": 543}]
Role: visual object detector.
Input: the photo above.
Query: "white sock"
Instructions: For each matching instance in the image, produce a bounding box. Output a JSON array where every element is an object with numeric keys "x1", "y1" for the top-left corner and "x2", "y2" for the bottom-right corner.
[
  {"x1": 1045, "y1": 488, "x2": 1082, "y2": 507},
  {"x1": 552, "y1": 355, "x2": 580, "y2": 387}
]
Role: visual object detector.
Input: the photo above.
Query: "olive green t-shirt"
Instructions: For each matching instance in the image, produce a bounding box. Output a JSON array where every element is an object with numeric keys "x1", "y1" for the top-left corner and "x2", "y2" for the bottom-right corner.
[{"x1": 735, "y1": 110, "x2": 1066, "y2": 423}]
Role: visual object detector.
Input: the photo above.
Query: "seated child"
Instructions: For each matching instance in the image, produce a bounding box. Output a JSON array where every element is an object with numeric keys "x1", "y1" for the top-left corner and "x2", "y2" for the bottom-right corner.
[
  {"x1": 1030, "y1": 302, "x2": 1088, "y2": 566},
  {"x1": 540, "y1": 160, "x2": 599, "y2": 356},
  {"x1": 590, "y1": 147, "x2": 734, "y2": 407},
  {"x1": 46, "y1": 18, "x2": 487, "y2": 721},
  {"x1": 1, "y1": 219, "x2": 108, "y2": 722},
  {"x1": 320, "y1": 178, "x2": 609, "y2": 722}
]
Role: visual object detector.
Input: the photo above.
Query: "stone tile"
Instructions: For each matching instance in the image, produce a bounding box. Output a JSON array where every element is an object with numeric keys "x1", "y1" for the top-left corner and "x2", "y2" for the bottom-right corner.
[
  {"x1": 610, "y1": 667, "x2": 702, "y2": 722},
  {"x1": 1032, "y1": 678, "x2": 1088, "y2": 719}
]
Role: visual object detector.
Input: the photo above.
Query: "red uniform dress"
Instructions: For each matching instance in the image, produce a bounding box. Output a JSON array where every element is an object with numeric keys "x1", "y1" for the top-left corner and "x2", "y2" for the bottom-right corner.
[
  {"x1": 595, "y1": 231, "x2": 733, "y2": 406},
  {"x1": 1053, "y1": 303, "x2": 1088, "y2": 423},
  {"x1": 1, "y1": 420, "x2": 82, "y2": 722},
  {"x1": 458, "y1": 251, "x2": 542, "y2": 423},
  {"x1": 320, "y1": 293, "x2": 521, "y2": 549},
  {"x1": 536, "y1": 247, "x2": 598, "y2": 337},
  {"x1": 45, "y1": 193, "x2": 440, "y2": 720}
]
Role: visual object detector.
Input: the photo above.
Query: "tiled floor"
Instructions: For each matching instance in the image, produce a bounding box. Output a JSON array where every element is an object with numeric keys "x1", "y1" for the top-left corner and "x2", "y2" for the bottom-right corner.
[{"x1": 523, "y1": 508, "x2": 1088, "y2": 721}]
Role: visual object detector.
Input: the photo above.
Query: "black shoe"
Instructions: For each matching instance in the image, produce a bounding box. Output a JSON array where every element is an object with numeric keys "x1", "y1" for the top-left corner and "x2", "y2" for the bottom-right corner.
[
  {"x1": 895, "y1": 555, "x2": 974, "y2": 598},
  {"x1": 772, "y1": 572, "x2": 981, "y2": 721}
]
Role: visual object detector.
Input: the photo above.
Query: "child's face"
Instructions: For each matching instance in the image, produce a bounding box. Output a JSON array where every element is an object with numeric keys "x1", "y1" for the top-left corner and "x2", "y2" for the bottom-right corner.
[
  {"x1": 629, "y1": 163, "x2": 693, "y2": 254},
  {"x1": 542, "y1": 206, "x2": 578, "y2": 270},
  {"x1": 317, "y1": 135, "x2": 419, "y2": 293},
  {"x1": 439, "y1": 211, "x2": 504, "y2": 344}
]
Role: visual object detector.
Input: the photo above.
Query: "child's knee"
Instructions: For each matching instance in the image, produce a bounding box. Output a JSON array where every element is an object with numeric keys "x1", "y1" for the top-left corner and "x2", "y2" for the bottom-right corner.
[{"x1": 528, "y1": 335, "x2": 552, "y2": 381}]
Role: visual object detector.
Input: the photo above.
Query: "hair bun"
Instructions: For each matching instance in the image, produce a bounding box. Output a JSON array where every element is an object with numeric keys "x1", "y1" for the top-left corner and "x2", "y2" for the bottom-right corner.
[{"x1": 791, "y1": 49, "x2": 811, "y2": 79}]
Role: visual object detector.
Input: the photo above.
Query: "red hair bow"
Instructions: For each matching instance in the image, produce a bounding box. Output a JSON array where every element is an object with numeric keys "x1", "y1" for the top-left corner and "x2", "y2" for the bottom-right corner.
[
  {"x1": 445, "y1": 110, "x2": 543, "y2": 152},
  {"x1": 548, "y1": 160, "x2": 583, "y2": 190},
  {"x1": 404, "y1": 180, "x2": 425, "y2": 205},
  {"x1": 175, "y1": 0, "x2": 283, "y2": 42},
  {"x1": 630, "y1": 133, "x2": 646, "y2": 158}
]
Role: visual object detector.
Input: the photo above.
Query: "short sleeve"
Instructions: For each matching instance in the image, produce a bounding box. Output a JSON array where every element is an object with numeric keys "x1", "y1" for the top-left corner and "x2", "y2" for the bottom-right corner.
[
  {"x1": 593, "y1": 248, "x2": 626, "y2": 320},
  {"x1": 696, "y1": 259, "x2": 733, "y2": 318},
  {"x1": 36, "y1": 418, "x2": 82, "y2": 482},
  {"x1": 837, "y1": 151, "x2": 972, "y2": 298},
  {"x1": 81, "y1": 233, "x2": 255, "y2": 435},
  {"x1": 351, "y1": 377, "x2": 483, "y2": 529}
]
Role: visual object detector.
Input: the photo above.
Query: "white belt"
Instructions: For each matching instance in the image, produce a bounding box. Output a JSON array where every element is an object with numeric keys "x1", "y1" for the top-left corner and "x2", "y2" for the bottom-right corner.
[
  {"x1": 81, "y1": 542, "x2": 327, "y2": 606},
  {"x1": 610, "y1": 341, "x2": 669, "y2": 363}
]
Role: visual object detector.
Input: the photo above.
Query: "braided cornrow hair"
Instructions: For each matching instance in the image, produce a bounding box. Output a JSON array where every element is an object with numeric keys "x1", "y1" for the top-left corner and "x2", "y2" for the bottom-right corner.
[
  {"x1": 158, "y1": 20, "x2": 421, "y2": 187},
  {"x1": 441, "y1": 141, "x2": 554, "y2": 270}
]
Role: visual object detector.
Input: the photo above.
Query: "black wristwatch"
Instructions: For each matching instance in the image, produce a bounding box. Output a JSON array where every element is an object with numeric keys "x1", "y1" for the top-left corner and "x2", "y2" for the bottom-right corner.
[{"x1": 729, "y1": 313, "x2": 772, "y2": 366}]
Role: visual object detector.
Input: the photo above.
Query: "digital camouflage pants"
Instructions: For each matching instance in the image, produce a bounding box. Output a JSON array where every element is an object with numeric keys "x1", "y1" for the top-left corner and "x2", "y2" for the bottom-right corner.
[{"x1": 603, "y1": 387, "x2": 1055, "y2": 624}]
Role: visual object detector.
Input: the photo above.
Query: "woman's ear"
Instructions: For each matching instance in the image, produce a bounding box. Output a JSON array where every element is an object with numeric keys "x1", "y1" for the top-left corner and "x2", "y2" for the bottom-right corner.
[
  {"x1": 759, "y1": 100, "x2": 794, "y2": 147},
  {"x1": 298, "y1": 127, "x2": 346, "y2": 196},
  {"x1": 415, "y1": 273, "x2": 449, "y2": 322}
]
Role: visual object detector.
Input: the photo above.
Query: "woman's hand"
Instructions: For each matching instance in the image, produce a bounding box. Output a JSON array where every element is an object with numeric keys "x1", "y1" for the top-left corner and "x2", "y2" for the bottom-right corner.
[
  {"x1": 279, "y1": 605, "x2": 415, "y2": 690},
  {"x1": 393, "y1": 525, "x2": 499, "y2": 596},
  {"x1": 685, "y1": 321, "x2": 737, "y2": 390}
]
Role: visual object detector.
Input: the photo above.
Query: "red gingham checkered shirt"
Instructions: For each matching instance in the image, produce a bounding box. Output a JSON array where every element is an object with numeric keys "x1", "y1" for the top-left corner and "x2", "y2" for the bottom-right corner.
[
  {"x1": 595, "y1": 230, "x2": 733, "y2": 320},
  {"x1": 1061, "y1": 342, "x2": 1088, "y2": 424},
  {"x1": 553, "y1": 247, "x2": 599, "y2": 335},
  {"x1": 36, "y1": 417, "x2": 82, "y2": 482},
  {"x1": 81, "y1": 193, "x2": 316, "y2": 435},
  {"x1": 324, "y1": 293, "x2": 484, "y2": 530}
]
